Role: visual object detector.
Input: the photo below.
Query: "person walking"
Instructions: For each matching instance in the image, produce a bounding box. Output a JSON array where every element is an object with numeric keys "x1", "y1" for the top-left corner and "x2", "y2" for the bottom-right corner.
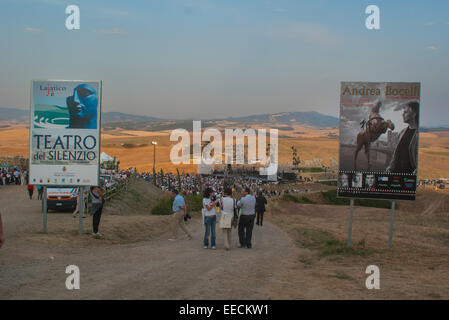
[
  {"x1": 219, "y1": 188, "x2": 235, "y2": 251},
  {"x1": 90, "y1": 185, "x2": 104, "y2": 237},
  {"x1": 202, "y1": 187, "x2": 219, "y2": 249},
  {"x1": 37, "y1": 185, "x2": 43, "y2": 200},
  {"x1": 237, "y1": 187, "x2": 256, "y2": 248},
  {"x1": 26, "y1": 183, "x2": 34, "y2": 200},
  {"x1": 169, "y1": 189, "x2": 192, "y2": 241},
  {"x1": 256, "y1": 191, "x2": 267, "y2": 226}
]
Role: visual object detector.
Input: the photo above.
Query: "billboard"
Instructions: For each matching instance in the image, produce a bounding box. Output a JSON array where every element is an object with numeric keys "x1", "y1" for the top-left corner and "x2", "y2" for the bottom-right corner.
[
  {"x1": 338, "y1": 82, "x2": 420, "y2": 201},
  {"x1": 29, "y1": 80, "x2": 102, "y2": 186}
]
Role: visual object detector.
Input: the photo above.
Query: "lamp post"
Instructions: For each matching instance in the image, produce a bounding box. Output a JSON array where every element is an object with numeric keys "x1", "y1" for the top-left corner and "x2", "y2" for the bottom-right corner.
[{"x1": 151, "y1": 141, "x2": 157, "y2": 172}]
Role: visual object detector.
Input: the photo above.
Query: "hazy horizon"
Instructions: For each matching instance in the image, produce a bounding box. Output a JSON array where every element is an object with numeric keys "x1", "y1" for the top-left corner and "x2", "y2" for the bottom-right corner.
[{"x1": 1, "y1": 0, "x2": 448, "y2": 126}]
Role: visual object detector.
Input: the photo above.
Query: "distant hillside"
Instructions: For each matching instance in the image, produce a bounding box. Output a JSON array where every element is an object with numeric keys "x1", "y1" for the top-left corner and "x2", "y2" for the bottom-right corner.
[
  {"x1": 0, "y1": 107, "x2": 29, "y2": 122},
  {"x1": 2, "y1": 107, "x2": 447, "y2": 130},
  {"x1": 101, "y1": 112, "x2": 163, "y2": 123},
  {"x1": 420, "y1": 126, "x2": 449, "y2": 132},
  {"x1": 0, "y1": 107, "x2": 163, "y2": 124},
  {"x1": 0, "y1": 107, "x2": 338, "y2": 127},
  {"x1": 221, "y1": 111, "x2": 339, "y2": 127}
]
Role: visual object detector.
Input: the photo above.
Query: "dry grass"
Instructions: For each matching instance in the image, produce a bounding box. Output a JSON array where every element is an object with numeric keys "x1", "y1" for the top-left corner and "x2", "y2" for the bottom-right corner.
[
  {"x1": 266, "y1": 188, "x2": 449, "y2": 299},
  {"x1": 1, "y1": 125, "x2": 449, "y2": 178}
]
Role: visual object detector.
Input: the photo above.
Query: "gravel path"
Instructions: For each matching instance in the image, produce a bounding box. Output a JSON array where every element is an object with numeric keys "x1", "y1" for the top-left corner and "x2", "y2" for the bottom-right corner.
[{"x1": 0, "y1": 185, "x2": 299, "y2": 299}]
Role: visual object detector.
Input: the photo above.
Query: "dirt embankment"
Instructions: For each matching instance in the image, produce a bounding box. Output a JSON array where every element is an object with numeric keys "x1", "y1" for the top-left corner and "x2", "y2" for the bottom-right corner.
[
  {"x1": 2, "y1": 178, "x2": 176, "y2": 247},
  {"x1": 266, "y1": 188, "x2": 449, "y2": 299}
]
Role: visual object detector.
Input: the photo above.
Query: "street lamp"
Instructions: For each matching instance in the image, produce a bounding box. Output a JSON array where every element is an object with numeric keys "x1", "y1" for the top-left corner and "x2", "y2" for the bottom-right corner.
[{"x1": 151, "y1": 141, "x2": 157, "y2": 173}]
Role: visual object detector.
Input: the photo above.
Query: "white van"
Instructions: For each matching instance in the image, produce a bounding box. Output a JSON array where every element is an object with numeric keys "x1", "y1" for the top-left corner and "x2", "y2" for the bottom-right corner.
[{"x1": 46, "y1": 186, "x2": 79, "y2": 211}]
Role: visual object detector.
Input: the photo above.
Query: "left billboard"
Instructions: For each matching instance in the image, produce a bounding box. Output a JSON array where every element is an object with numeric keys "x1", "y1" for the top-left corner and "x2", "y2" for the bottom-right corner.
[{"x1": 29, "y1": 80, "x2": 102, "y2": 186}]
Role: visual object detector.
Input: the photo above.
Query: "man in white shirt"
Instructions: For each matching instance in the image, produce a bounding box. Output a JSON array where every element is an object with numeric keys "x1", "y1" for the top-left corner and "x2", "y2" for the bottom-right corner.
[
  {"x1": 219, "y1": 188, "x2": 235, "y2": 251},
  {"x1": 237, "y1": 187, "x2": 256, "y2": 249}
]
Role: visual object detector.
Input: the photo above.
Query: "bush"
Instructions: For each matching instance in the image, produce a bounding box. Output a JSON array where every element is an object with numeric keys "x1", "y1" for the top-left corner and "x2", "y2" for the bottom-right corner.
[
  {"x1": 282, "y1": 194, "x2": 300, "y2": 203},
  {"x1": 151, "y1": 197, "x2": 173, "y2": 215},
  {"x1": 319, "y1": 180, "x2": 337, "y2": 186},
  {"x1": 281, "y1": 194, "x2": 316, "y2": 204},
  {"x1": 185, "y1": 194, "x2": 203, "y2": 212},
  {"x1": 300, "y1": 167, "x2": 325, "y2": 173},
  {"x1": 151, "y1": 194, "x2": 204, "y2": 215},
  {"x1": 300, "y1": 196, "x2": 316, "y2": 204},
  {"x1": 298, "y1": 229, "x2": 377, "y2": 257}
]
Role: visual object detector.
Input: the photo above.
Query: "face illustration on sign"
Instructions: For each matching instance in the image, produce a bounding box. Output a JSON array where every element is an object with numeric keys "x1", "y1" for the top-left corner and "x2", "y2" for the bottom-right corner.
[
  {"x1": 365, "y1": 174, "x2": 375, "y2": 188},
  {"x1": 66, "y1": 84, "x2": 98, "y2": 129},
  {"x1": 352, "y1": 173, "x2": 363, "y2": 188},
  {"x1": 339, "y1": 173, "x2": 349, "y2": 187}
]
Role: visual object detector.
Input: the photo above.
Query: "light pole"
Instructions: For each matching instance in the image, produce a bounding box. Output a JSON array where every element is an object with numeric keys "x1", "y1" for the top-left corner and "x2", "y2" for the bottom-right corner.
[{"x1": 151, "y1": 140, "x2": 157, "y2": 172}]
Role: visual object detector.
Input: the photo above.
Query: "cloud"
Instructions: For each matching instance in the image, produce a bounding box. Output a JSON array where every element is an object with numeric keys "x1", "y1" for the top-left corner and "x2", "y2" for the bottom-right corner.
[
  {"x1": 273, "y1": 8, "x2": 286, "y2": 13},
  {"x1": 424, "y1": 21, "x2": 435, "y2": 26},
  {"x1": 24, "y1": 27, "x2": 43, "y2": 33},
  {"x1": 267, "y1": 21, "x2": 338, "y2": 45},
  {"x1": 428, "y1": 46, "x2": 438, "y2": 51},
  {"x1": 95, "y1": 28, "x2": 127, "y2": 35}
]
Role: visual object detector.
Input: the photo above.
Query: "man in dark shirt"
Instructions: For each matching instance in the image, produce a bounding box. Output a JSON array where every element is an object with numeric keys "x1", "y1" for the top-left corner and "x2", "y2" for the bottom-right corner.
[
  {"x1": 255, "y1": 191, "x2": 267, "y2": 226},
  {"x1": 387, "y1": 101, "x2": 419, "y2": 174}
]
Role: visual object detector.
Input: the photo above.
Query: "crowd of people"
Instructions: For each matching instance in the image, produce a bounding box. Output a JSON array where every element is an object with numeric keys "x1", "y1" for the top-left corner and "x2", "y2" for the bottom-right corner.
[
  {"x1": 136, "y1": 172, "x2": 274, "y2": 250},
  {"x1": 169, "y1": 186, "x2": 267, "y2": 251},
  {"x1": 136, "y1": 171, "x2": 323, "y2": 250},
  {"x1": 139, "y1": 171, "x2": 307, "y2": 201},
  {"x1": 0, "y1": 167, "x2": 27, "y2": 186}
]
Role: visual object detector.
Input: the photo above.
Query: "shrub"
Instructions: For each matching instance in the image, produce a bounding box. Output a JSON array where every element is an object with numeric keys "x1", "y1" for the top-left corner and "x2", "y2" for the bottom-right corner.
[
  {"x1": 151, "y1": 197, "x2": 173, "y2": 215},
  {"x1": 300, "y1": 196, "x2": 316, "y2": 204},
  {"x1": 282, "y1": 194, "x2": 300, "y2": 203},
  {"x1": 281, "y1": 194, "x2": 316, "y2": 204},
  {"x1": 319, "y1": 180, "x2": 337, "y2": 186},
  {"x1": 185, "y1": 194, "x2": 203, "y2": 212},
  {"x1": 298, "y1": 229, "x2": 377, "y2": 257},
  {"x1": 300, "y1": 167, "x2": 325, "y2": 173}
]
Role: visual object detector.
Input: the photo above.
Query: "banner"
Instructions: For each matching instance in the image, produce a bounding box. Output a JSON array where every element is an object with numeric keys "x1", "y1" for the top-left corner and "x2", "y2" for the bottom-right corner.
[
  {"x1": 338, "y1": 82, "x2": 420, "y2": 201},
  {"x1": 29, "y1": 80, "x2": 102, "y2": 186}
]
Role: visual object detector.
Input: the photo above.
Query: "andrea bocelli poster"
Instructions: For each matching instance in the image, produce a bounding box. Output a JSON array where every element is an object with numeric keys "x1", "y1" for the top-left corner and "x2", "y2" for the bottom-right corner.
[{"x1": 338, "y1": 82, "x2": 420, "y2": 201}]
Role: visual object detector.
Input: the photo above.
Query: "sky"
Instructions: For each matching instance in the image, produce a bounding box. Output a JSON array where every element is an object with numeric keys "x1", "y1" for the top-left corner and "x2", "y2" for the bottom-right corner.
[{"x1": 0, "y1": 0, "x2": 448, "y2": 125}]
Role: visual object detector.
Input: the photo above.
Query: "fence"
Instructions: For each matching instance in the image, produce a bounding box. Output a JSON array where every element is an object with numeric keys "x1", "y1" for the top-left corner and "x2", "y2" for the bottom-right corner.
[{"x1": 103, "y1": 177, "x2": 130, "y2": 201}]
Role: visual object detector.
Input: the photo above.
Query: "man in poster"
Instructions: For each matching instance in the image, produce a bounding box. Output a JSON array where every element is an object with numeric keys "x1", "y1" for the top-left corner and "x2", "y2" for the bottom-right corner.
[{"x1": 386, "y1": 101, "x2": 419, "y2": 174}]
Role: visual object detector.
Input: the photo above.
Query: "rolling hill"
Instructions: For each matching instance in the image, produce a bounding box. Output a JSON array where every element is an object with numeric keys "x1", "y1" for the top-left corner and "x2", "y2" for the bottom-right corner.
[{"x1": 1, "y1": 107, "x2": 338, "y2": 128}]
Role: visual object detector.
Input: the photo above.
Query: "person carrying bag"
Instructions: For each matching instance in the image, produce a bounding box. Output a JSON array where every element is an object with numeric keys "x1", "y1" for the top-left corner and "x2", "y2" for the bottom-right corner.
[
  {"x1": 219, "y1": 188, "x2": 235, "y2": 251},
  {"x1": 90, "y1": 185, "x2": 104, "y2": 238}
]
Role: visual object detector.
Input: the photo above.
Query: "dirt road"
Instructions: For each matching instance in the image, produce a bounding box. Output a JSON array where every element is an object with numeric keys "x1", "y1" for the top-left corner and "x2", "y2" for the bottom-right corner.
[
  {"x1": 0, "y1": 185, "x2": 300, "y2": 299},
  {"x1": 2, "y1": 184, "x2": 448, "y2": 299}
]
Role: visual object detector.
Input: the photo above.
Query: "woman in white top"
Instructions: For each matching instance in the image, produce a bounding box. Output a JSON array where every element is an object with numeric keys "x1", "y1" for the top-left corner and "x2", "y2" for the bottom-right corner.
[
  {"x1": 219, "y1": 187, "x2": 235, "y2": 251},
  {"x1": 202, "y1": 187, "x2": 219, "y2": 249}
]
